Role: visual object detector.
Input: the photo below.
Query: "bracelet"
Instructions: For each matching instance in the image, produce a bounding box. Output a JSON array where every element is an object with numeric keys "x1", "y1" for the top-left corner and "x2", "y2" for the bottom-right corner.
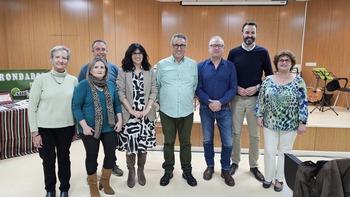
[{"x1": 32, "y1": 134, "x2": 40, "y2": 138}]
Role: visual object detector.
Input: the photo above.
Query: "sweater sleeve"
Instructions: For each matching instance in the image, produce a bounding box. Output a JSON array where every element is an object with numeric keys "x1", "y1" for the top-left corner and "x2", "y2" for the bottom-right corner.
[
  {"x1": 28, "y1": 75, "x2": 43, "y2": 132},
  {"x1": 110, "y1": 81, "x2": 122, "y2": 114},
  {"x1": 297, "y1": 76, "x2": 309, "y2": 123},
  {"x1": 72, "y1": 81, "x2": 87, "y2": 122},
  {"x1": 78, "y1": 64, "x2": 88, "y2": 82}
]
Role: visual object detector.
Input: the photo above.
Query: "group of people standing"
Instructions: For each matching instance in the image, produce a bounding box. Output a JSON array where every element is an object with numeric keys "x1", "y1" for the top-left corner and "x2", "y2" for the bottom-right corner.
[{"x1": 28, "y1": 21, "x2": 308, "y2": 197}]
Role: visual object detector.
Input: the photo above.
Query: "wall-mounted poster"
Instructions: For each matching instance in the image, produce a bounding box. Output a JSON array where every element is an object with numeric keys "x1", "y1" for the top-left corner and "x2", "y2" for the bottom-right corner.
[{"x1": 0, "y1": 69, "x2": 49, "y2": 100}]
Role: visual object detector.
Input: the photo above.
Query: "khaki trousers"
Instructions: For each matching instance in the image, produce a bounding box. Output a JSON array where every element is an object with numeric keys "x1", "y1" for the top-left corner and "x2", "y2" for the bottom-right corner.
[{"x1": 230, "y1": 96, "x2": 260, "y2": 167}]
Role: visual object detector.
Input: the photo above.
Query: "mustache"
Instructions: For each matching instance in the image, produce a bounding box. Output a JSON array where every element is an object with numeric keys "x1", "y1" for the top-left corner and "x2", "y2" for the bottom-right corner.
[{"x1": 244, "y1": 37, "x2": 255, "y2": 42}]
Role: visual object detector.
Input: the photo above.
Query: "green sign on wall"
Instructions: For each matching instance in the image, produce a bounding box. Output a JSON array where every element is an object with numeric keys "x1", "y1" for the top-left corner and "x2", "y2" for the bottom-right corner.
[{"x1": 0, "y1": 69, "x2": 49, "y2": 100}]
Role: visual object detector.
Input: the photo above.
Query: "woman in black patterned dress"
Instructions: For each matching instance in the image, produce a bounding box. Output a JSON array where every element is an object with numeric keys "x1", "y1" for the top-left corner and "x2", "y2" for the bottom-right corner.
[{"x1": 116, "y1": 43, "x2": 158, "y2": 188}]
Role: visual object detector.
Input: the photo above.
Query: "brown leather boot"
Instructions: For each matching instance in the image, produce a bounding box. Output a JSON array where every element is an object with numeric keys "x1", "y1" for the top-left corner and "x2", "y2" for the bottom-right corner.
[
  {"x1": 99, "y1": 168, "x2": 115, "y2": 194},
  {"x1": 87, "y1": 173, "x2": 100, "y2": 197},
  {"x1": 137, "y1": 152, "x2": 147, "y2": 186},
  {"x1": 126, "y1": 153, "x2": 136, "y2": 188}
]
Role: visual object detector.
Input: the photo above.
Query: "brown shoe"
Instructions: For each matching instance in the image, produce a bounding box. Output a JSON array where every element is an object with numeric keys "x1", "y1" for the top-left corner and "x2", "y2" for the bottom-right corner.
[
  {"x1": 203, "y1": 167, "x2": 214, "y2": 180},
  {"x1": 221, "y1": 170, "x2": 235, "y2": 186}
]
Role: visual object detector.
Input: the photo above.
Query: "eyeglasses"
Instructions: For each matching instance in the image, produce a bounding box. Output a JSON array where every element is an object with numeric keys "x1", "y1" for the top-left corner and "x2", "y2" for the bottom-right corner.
[
  {"x1": 172, "y1": 44, "x2": 186, "y2": 49},
  {"x1": 278, "y1": 59, "x2": 291, "y2": 63},
  {"x1": 210, "y1": 44, "x2": 224, "y2": 49},
  {"x1": 132, "y1": 52, "x2": 143, "y2": 56}
]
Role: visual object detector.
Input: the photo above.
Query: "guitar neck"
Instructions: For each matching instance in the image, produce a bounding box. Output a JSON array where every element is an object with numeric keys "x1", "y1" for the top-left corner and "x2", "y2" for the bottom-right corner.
[{"x1": 312, "y1": 77, "x2": 320, "y2": 92}]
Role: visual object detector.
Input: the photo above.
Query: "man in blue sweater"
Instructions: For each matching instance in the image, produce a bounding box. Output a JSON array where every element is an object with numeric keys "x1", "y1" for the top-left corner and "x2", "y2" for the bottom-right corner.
[
  {"x1": 78, "y1": 40, "x2": 123, "y2": 177},
  {"x1": 196, "y1": 36, "x2": 237, "y2": 186},
  {"x1": 227, "y1": 21, "x2": 273, "y2": 182}
]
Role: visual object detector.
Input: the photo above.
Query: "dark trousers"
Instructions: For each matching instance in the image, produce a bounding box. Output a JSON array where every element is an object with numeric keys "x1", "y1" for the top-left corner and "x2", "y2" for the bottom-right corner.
[
  {"x1": 38, "y1": 126, "x2": 75, "y2": 192},
  {"x1": 80, "y1": 131, "x2": 118, "y2": 175},
  {"x1": 159, "y1": 111, "x2": 194, "y2": 173}
]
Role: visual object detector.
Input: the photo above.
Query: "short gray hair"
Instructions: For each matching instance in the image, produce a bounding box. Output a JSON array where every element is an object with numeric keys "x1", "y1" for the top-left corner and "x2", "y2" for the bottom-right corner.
[
  {"x1": 49, "y1": 46, "x2": 71, "y2": 60},
  {"x1": 170, "y1": 33, "x2": 188, "y2": 45}
]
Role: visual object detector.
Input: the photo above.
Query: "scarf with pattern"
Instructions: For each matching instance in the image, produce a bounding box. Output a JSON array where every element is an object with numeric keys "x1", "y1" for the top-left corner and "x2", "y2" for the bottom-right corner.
[{"x1": 87, "y1": 75, "x2": 115, "y2": 139}]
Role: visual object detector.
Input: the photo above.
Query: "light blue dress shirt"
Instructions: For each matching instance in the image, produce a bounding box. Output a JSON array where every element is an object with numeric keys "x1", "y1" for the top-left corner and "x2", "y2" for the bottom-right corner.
[{"x1": 156, "y1": 55, "x2": 198, "y2": 118}]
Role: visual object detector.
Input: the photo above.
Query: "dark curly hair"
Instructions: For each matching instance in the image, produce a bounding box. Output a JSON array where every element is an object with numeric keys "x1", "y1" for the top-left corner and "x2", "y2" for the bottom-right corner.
[{"x1": 121, "y1": 43, "x2": 151, "y2": 72}]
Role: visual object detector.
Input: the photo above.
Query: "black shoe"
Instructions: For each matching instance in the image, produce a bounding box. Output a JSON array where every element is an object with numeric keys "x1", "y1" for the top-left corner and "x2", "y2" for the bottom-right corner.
[
  {"x1": 160, "y1": 172, "x2": 173, "y2": 186},
  {"x1": 262, "y1": 181, "x2": 272, "y2": 189},
  {"x1": 46, "y1": 191, "x2": 56, "y2": 197},
  {"x1": 221, "y1": 170, "x2": 235, "y2": 186},
  {"x1": 250, "y1": 167, "x2": 265, "y2": 182},
  {"x1": 182, "y1": 171, "x2": 197, "y2": 187},
  {"x1": 274, "y1": 180, "x2": 283, "y2": 192},
  {"x1": 203, "y1": 167, "x2": 214, "y2": 180},
  {"x1": 112, "y1": 164, "x2": 124, "y2": 176},
  {"x1": 60, "y1": 191, "x2": 68, "y2": 197},
  {"x1": 229, "y1": 163, "x2": 238, "y2": 175}
]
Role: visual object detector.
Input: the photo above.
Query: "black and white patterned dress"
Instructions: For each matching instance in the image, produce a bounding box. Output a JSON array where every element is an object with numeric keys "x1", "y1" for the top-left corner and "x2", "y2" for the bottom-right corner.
[{"x1": 118, "y1": 72, "x2": 156, "y2": 153}]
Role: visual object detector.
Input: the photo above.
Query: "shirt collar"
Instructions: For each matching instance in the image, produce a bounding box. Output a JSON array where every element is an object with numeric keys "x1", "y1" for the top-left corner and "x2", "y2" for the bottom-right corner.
[
  {"x1": 171, "y1": 55, "x2": 185, "y2": 63},
  {"x1": 209, "y1": 58, "x2": 223, "y2": 66},
  {"x1": 241, "y1": 43, "x2": 256, "y2": 51}
]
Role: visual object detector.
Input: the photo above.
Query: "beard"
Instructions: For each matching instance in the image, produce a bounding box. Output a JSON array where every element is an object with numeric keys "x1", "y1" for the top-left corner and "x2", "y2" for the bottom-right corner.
[{"x1": 244, "y1": 37, "x2": 255, "y2": 46}]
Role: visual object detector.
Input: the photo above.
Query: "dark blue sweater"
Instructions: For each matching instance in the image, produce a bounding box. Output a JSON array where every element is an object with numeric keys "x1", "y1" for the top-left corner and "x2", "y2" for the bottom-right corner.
[{"x1": 227, "y1": 45, "x2": 273, "y2": 96}]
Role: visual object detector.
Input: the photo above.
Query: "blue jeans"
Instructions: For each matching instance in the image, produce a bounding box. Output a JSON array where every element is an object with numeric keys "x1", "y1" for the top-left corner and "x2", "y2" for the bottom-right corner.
[{"x1": 199, "y1": 104, "x2": 233, "y2": 170}]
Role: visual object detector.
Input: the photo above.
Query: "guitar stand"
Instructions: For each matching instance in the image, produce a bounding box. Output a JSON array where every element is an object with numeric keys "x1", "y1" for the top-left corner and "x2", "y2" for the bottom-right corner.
[
  {"x1": 309, "y1": 68, "x2": 338, "y2": 115},
  {"x1": 310, "y1": 91, "x2": 338, "y2": 115}
]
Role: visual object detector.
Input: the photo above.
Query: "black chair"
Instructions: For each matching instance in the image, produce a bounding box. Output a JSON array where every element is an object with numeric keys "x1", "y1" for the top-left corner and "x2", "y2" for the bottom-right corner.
[{"x1": 326, "y1": 78, "x2": 350, "y2": 109}]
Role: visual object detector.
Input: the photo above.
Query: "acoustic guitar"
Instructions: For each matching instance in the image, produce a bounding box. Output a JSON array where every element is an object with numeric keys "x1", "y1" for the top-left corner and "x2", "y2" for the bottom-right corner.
[{"x1": 308, "y1": 77, "x2": 322, "y2": 103}]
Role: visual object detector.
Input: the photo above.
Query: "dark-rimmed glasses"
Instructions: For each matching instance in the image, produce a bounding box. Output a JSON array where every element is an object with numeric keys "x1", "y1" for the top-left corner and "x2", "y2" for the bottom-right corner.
[{"x1": 172, "y1": 44, "x2": 186, "y2": 49}]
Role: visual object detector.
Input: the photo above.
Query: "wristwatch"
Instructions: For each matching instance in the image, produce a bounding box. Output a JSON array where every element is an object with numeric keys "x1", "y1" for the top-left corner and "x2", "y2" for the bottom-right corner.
[
  {"x1": 300, "y1": 121, "x2": 307, "y2": 125},
  {"x1": 256, "y1": 84, "x2": 261, "y2": 91}
]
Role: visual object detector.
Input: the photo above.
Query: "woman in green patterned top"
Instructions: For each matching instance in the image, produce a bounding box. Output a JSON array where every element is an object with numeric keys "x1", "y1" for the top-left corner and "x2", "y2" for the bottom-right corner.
[{"x1": 254, "y1": 50, "x2": 308, "y2": 192}]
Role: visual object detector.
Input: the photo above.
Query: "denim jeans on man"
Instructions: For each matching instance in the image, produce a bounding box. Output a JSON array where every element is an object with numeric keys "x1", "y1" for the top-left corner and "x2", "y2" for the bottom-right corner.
[{"x1": 200, "y1": 104, "x2": 233, "y2": 170}]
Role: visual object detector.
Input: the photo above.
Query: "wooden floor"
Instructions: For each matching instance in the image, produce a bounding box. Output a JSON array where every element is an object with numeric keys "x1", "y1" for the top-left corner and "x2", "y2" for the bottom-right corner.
[{"x1": 155, "y1": 106, "x2": 350, "y2": 152}]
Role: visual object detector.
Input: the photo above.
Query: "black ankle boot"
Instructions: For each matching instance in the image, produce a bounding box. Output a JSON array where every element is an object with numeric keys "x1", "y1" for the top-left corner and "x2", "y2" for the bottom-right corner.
[
  {"x1": 46, "y1": 191, "x2": 56, "y2": 197},
  {"x1": 60, "y1": 191, "x2": 68, "y2": 197}
]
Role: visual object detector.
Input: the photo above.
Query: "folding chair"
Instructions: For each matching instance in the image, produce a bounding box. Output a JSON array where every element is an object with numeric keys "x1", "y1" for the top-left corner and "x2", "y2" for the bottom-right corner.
[{"x1": 326, "y1": 78, "x2": 350, "y2": 109}]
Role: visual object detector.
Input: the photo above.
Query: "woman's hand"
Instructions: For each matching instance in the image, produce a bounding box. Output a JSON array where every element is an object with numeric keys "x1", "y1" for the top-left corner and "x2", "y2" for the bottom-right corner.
[
  {"x1": 114, "y1": 121, "x2": 122, "y2": 132},
  {"x1": 82, "y1": 125, "x2": 94, "y2": 136},
  {"x1": 256, "y1": 117, "x2": 264, "y2": 127},
  {"x1": 32, "y1": 132, "x2": 43, "y2": 148},
  {"x1": 131, "y1": 110, "x2": 143, "y2": 119},
  {"x1": 297, "y1": 123, "x2": 306, "y2": 134},
  {"x1": 140, "y1": 107, "x2": 151, "y2": 118}
]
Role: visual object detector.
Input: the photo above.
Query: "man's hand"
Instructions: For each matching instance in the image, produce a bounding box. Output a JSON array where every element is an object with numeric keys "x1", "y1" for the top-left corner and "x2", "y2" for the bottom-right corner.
[
  {"x1": 237, "y1": 86, "x2": 258, "y2": 96},
  {"x1": 208, "y1": 99, "x2": 222, "y2": 112}
]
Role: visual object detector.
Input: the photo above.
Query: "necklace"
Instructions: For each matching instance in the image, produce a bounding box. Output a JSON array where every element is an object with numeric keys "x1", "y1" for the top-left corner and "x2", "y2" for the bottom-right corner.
[
  {"x1": 51, "y1": 73, "x2": 65, "y2": 85},
  {"x1": 95, "y1": 85, "x2": 103, "y2": 91}
]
